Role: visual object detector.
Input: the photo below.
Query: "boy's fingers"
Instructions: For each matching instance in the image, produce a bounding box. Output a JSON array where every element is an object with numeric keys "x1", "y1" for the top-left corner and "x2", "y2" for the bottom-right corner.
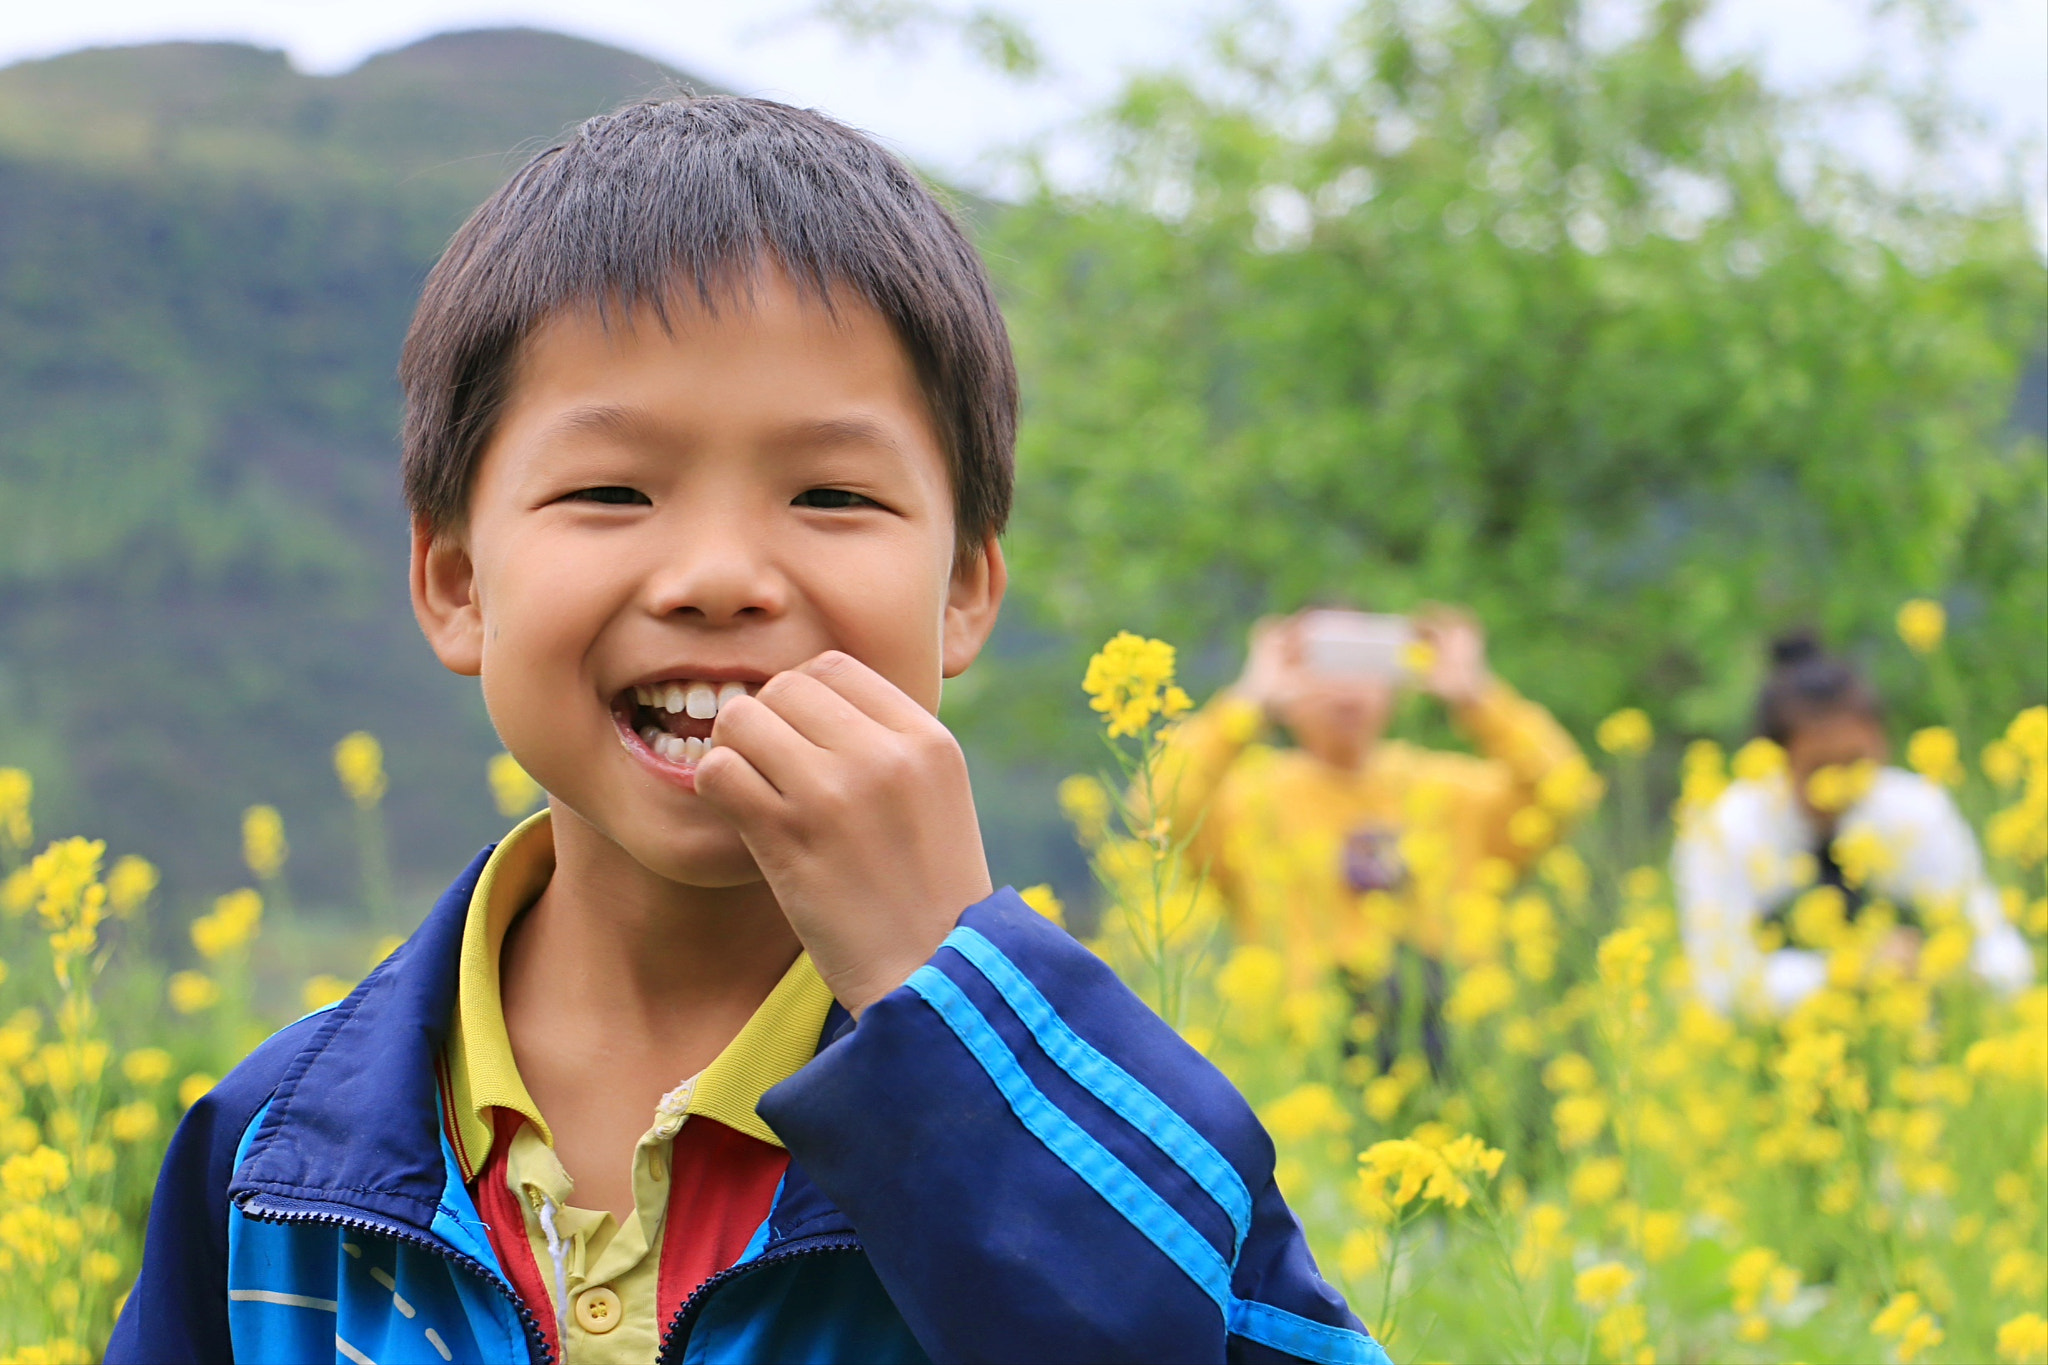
[
  {"x1": 795, "y1": 650, "x2": 933, "y2": 733},
  {"x1": 691, "y1": 744, "x2": 782, "y2": 820},
  {"x1": 752, "y1": 669, "x2": 874, "y2": 751},
  {"x1": 709, "y1": 692, "x2": 817, "y2": 795}
]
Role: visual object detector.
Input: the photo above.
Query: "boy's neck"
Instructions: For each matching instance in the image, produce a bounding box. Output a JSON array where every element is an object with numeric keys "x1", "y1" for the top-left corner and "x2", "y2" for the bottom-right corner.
[{"x1": 500, "y1": 802, "x2": 802, "y2": 1067}]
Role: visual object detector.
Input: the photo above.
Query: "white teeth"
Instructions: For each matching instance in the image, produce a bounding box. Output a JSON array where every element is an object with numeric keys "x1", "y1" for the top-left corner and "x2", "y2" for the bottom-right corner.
[
  {"x1": 635, "y1": 685, "x2": 655, "y2": 706},
  {"x1": 639, "y1": 726, "x2": 662, "y2": 747},
  {"x1": 717, "y1": 682, "x2": 747, "y2": 709},
  {"x1": 683, "y1": 736, "x2": 708, "y2": 763},
  {"x1": 657, "y1": 734, "x2": 686, "y2": 762},
  {"x1": 685, "y1": 682, "x2": 717, "y2": 719},
  {"x1": 663, "y1": 684, "x2": 686, "y2": 714}
]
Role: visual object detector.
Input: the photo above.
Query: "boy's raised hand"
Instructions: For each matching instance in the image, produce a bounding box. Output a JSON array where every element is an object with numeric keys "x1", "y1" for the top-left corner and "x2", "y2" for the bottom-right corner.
[{"x1": 694, "y1": 651, "x2": 992, "y2": 1018}]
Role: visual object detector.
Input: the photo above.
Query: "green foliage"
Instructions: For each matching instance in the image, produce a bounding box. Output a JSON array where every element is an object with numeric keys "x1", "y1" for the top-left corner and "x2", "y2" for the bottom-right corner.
[{"x1": 985, "y1": 0, "x2": 2047, "y2": 753}]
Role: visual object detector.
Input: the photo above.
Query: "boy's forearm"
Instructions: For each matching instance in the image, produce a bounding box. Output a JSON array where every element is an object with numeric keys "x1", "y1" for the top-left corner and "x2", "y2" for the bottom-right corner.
[{"x1": 759, "y1": 888, "x2": 1383, "y2": 1364}]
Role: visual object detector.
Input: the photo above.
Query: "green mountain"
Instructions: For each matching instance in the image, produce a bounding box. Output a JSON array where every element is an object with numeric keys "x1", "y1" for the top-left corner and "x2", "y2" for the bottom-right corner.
[{"x1": 0, "y1": 31, "x2": 728, "y2": 904}]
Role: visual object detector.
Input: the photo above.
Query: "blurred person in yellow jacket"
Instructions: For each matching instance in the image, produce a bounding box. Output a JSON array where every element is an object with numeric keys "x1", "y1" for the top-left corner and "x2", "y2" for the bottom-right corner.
[{"x1": 1154, "y1": 607, "x2": 1592, "y2": 1068}]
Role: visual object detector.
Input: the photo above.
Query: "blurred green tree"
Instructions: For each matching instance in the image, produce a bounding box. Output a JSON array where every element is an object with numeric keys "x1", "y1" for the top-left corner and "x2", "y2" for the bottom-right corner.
[{"x1": 980, "y1": 0, "x2": 2046, "y2": 754}]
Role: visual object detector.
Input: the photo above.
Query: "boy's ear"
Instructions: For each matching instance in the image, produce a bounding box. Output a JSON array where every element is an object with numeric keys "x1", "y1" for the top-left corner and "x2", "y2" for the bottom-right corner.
[
  {"x1": 410, "y1": 517, "x2": 485, "y2": 678},
  {"x1": 941, "y1": 534, "x2": 1007, "y2": 679}
]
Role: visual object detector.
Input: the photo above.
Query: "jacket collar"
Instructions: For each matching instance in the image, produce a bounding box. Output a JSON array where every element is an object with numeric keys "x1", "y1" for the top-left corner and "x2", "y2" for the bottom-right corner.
[{"x1": 226, "y1": 842, "x2": 856, "y2": 1247}]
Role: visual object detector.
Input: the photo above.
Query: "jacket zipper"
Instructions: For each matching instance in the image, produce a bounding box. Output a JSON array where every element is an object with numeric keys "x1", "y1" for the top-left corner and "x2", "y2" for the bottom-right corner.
[
  {"x1": 655, "y1": 1232, "x2": 862, "y2": 1364},
  {"x1": 238, "y1": 1193, "x2": 555, "y2": 1365}
]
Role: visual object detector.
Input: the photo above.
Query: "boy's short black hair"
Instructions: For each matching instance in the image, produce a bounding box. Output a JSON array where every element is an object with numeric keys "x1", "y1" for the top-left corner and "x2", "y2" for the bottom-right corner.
[{"x1": 399, "y1": 94, "x2": 1016, "y2": 550}]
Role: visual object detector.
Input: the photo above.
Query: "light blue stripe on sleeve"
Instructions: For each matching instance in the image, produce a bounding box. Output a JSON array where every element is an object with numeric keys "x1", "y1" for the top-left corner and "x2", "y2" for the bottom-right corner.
[
  {"x1": 941, "y1": 926, "x2": 1253, "y2": 1253},
  {"x1": 1229, "y1": 1299, "x2": 1394, "y2": 1365},
  {"x1": 905, "y1": 964, "x2": 1235, "y2": 1306}
]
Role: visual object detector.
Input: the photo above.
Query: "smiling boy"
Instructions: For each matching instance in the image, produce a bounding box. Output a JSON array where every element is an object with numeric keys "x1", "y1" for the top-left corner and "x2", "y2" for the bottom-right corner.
[{"x1": 111, "y1": 96, "x2": 1383, "y2": 1365}]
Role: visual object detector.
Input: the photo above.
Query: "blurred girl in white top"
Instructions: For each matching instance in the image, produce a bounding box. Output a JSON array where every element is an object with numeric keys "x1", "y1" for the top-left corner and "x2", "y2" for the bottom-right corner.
[{"x1": 1676, "y1": 632, "x2": 2031, "y2": 1014}]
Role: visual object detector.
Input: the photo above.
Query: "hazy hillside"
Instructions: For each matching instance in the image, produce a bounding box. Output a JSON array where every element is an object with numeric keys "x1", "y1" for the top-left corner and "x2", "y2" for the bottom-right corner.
[{"x1": 0, "y1": 31, "x2": 725, "y2": 905}]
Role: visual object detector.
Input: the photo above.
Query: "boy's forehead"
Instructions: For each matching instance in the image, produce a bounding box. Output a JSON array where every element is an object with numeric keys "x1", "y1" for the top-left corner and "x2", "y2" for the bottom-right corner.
[
  {"x1": 511, "y1": 271, "x2": 912, "y2": 401},
  {"x1": 482, "y1": 270, "x2": 950, "y2": 484}
]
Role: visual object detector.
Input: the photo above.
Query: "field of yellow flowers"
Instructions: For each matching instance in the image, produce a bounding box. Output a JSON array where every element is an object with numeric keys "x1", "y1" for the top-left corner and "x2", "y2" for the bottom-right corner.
[{"x1": 0, "y1": 607, "x2": 2043, "y2": 1363}]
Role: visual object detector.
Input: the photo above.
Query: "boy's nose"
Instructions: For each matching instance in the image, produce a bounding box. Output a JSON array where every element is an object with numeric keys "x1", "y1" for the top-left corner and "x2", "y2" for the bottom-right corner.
[{"x1": 642, "y1": 517, "x2": 789, "y2": 623}]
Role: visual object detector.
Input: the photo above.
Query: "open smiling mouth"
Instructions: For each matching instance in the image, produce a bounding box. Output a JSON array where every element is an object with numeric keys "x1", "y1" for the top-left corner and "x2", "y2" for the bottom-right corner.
[{"x1": 613, "y1": 679, "x2": 759, "y2": 767}]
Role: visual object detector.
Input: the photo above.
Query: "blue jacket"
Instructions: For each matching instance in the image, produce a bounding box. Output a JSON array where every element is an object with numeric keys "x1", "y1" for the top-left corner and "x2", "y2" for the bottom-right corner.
[{"x1": 110, "y1": 846, "x2": 1387, "y2": 1364}]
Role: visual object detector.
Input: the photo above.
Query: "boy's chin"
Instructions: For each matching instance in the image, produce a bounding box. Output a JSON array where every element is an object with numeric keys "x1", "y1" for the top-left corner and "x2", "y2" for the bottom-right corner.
[{"x1": 618, "y1": 823, "x2": 766, "y2": 889}]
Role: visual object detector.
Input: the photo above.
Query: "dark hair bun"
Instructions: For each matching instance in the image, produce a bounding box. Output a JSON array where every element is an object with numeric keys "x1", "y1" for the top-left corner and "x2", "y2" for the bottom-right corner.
[{"x1": 1769, "y1": 630, "x2": 1823, "y2": 668}]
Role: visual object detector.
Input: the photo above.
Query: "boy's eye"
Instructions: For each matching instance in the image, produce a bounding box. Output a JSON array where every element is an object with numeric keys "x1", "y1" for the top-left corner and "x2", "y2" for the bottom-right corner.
[
  {"x1": 565, "y1": 486, "x2": 651, "y2": 506},
  {"x1": 792, "y1": 488, "x2": 876, "y2": 510}
]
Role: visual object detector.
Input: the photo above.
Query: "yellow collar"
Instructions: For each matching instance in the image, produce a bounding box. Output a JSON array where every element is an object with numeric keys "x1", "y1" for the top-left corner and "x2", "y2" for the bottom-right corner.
[{"x1": 441, "y1": 810, "x2": 835, "y2": 1180}]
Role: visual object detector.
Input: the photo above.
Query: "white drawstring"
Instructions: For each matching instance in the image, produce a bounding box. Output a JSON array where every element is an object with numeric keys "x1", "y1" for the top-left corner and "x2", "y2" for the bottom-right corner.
[{"x1": 537, "y1": 1194, "x2": 571, "y2": 1344}]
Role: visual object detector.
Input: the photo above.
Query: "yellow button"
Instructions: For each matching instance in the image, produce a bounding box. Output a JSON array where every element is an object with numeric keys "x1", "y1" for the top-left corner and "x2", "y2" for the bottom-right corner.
[{"x1": 574, "y1": 1286, "x2": 623, "y2": 1335}]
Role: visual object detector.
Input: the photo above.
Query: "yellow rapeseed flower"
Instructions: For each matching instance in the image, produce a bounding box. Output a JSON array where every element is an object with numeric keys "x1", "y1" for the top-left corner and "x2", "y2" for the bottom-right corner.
[
  {"x1": 1018, "y1": 884, "x2": 1065, "y2": 927},
  {"x1": 1907, "y1": 727, "x2": 1964, "y2": 786},
  {"x1": 301, "y1": 974, "x2": 353, "y2": 1012},
  {"x1": 107, "y1": 1101, "x2": 160, "y2": 1144},
  {"x1": 1057, "y1": 774, "x2": 1113, "y2": 848},
  {"x1": 1554, "y1": 1093, "x2": 1608, "y2": 1149},
  {"x1": 0, "y1": 1145, "x2": 70, "y2": 1201},
  {"x1": 1336, "y1": 1227, "x2": 1385, "y2": 1282},
  {"x1": 2009, "y1": 706, "x2": 2048, "y2": 769},
  {"x1": 241, "y1": 805, "x2": 288, "y2": 880},
  {"x1": 189, "y1": 888, "x2": 262, "y2": 961},
  {"x1": 1732, "y1": 737, "x2": 1786, "y2": 783},
  {"x1": 1362, "y1": 1074, "x2": 1407, "y2": 1124},
  {"x1": 178, "y1": 1073, "x2": 217, "y2": 1111},
  {"x1": 1729, "y1": 1246, "x2": 1781, "y2": 1313},
  {"x1": 1596, "y1": 708, "x2": 1653, "y2": 757},
  {"x1": 122, "y1": 1046, "x2": 174, "y2": 1086},
  {"x1": 1569, "y1": 1156, "x2": 1625, "y2": 1207},
  {"x1": 1539, "y1": 846, "x2": 1590, "y2": 907},
  {"x1": 1983, "y1": 738, "x2": 2026, "y2": 789},
  {"x1": 488, "y1": 752, "x2": 543, "y2": 819},
  {"x1": 1639, "y1": 1210, "x2": 1687, "y2": 1264},
  {"x1": 0, "y1": 769, "x2": 29, "y2": 843},
  {"x1": 1896, "y1": 599, "x2": 1945, "y2": 655},
  {"x1": 1872, "y1": 1291, "x2": 1923, "y2": 1337},
  {"x1": 1357, "y1": 1132, "x2": 1503, "y2": 1213},
  {"x1": 1595, "y1": 1303, "x2": 1649, "y2": 1359},
  {"x1": 105, "y1": 854, "x2": 158, "y2": 918},
  {"x1": 334, "y1": 731, "x2": 388, "y2": 808},
  {"x1": 1536, "y1": 755, "x2": 1605, "y2": 817},
  {"x1": 1806, "y1": 760, "x2": 1877, "y2": 816},
  {"x1": 1575, "y1": 1260, "x2": 1635, "y2": 1310},
  {"x1": 167, "y1": 971, "x2": 221, "y2": 1015},
  {"x1": 1597, "y1": 927, "x2": 1653, "y2": 992},
  {"x1": 0, "y1": 767, "x2": 31, "y2": 850},
  {"x1": 1997, "y1": 1312, "x2": 2048, "y2": 1363},
  {"x1": 1444, "y1": 963, "x2": 1516, "y2": 1024},
  {"x1": 1082, "y1": 632, "x2": 1191, "y2": 739},
  {"x1": 1260, "y1": 1084, "x2": 1349, "y2": 1143},
  {"x1": 1542, "y1": 1052, "x2": 1597, "y2": 1093},
  {"x1": 1897, "y1": 1312, "x2": 1945, "y2": 1362},
  {"x1": 1215, "y1": 944, "x2": 1284, "y2": 1013}
]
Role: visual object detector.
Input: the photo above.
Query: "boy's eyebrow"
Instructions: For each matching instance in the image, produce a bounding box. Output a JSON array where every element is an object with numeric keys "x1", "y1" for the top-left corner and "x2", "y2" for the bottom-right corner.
[
  {"x1": 535, "y1": 408, "x2": 906, "y2": 456},
  {"x1": 538, "y1": 403, "x2": 667, "y2": 445},
  {"x1": 769, "y1": 416, "x2": 907, "y2": 455}
]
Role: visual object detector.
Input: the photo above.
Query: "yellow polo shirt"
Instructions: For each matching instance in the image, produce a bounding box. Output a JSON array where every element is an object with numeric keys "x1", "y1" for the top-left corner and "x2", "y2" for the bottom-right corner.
[{"x1": 440, "y1": 811, "x2": 835, "y2": 1362}]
